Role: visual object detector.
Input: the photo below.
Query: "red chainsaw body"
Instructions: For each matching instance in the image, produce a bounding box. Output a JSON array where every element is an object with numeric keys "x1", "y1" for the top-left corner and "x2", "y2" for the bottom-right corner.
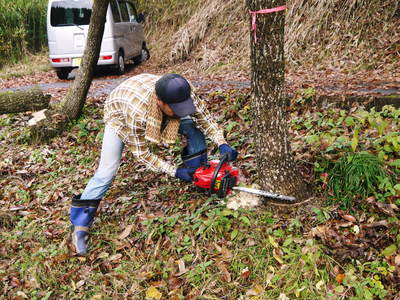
[{"x1": 193, "y1": 160, "x2": 239, "y2": 194}]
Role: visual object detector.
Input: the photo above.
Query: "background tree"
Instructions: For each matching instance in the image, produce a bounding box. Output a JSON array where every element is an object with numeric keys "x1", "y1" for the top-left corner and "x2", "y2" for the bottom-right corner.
[
  {"x1": 246, "y1": 0, "x2": 311, "y2": 201},
  {"x1": 30, "y1": 0, "x2": 109, "y2": 141},
  {"x1": 62, "y1": 0, "x2": 109, "y2": 120}
]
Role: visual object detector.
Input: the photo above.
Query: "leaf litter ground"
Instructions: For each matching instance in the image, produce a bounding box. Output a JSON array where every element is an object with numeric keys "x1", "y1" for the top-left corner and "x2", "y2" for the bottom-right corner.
[{"x1": 1, "y1": 63, "x2": 400, "y2": 299}]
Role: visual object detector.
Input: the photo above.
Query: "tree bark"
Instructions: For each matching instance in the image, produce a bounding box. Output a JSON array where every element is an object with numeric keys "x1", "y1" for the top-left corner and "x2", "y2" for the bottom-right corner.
[
  {"x1": 0, "y1": 87, "x2": 50, "y2": 114},
  {"x1": 246, "y1": 0, "x2": 311, "y2": 200},
  {"x1": 62, "y1": 0, "x2": 109, "y2": 120}
]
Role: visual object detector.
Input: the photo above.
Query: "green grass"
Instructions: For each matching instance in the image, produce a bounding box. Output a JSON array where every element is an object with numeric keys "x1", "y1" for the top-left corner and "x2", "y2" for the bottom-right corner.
[
  {"x1": 0, "y1": 0, "x2": 47, "y2": 67},
  {"x1": 328, "y1": 152, "x2": 392, "y2": 209}
]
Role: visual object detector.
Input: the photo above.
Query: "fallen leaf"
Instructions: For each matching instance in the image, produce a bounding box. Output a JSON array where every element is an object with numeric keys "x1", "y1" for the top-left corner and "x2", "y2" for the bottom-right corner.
[
  {"x1": 278, "y1": 293, "x2": 290, "y2": 300},
  {"x1": 382, "y1": 244, "x2": 397, "y2": 256},
  {"x1": 367, "y1": 197, "x2": 399, "y2": 216},
  {"x1": 333, "y1": 265, "x2": 341, "y2": 275},
  {"x1": 175, "y1": 259, "x2": 186, "y2": 276},
  {"x1": 16, "y1": 291, "x2": 28, "y2": 299},
  {"x1": 310, "y1": 225, "x2": 327, "y2": 239},
  {"x1": 10, "y1": 277, "x2": 22, "y2": 287},
  {"x1": 335, "y1": 273, "x2": 345, "y2": 284},
  {"x1": 76, "y1": 280, "x2": 85, "y2": 288},
  {"x1": 363, "y1": 220, "x2": 389, "y2": 228},
  {"x1": 149, "y1": 281, "x2": 166, "y2": 288},
  {"x1": 220, "y1": 245, "x2": 233, "y2": 260},
  {"x1": 266, "y1": 273, "x2": 274, "y2": 285},
  {"x1": 295, "y1": 287, "x2": 305, "y2": 298},
  {"x1": 168, "y1": 277, "x2": 184, "y2": 290},
  {"x1": 338, "y1": 222, "x2": 353, "y2": 228},
  {"x1": 52, "y1": 253, "x2": 70, "y2": 263},
  {"x1": 145, "y1": 286, "x2": 162, "y2": 300},
  {"x1": 394, "y1": 255, "x2": 400, "y2": 266},
  {"x1": 135, "y1": 268, "x2": 154, "y2": 280},
  {"x1": 98, "y1": 252, "x2": 109, "y2": 259},
  {"x1": 119, "y1": 224, "x2": 134, "y2": 239},
  {"x1": 128, "y1": 282, "x2": 140, "y2": 293},
  {"x1": 241, "y1": 267, "x2": 251, "y2": 280},
  {"x1": 341, "y1": 214, "x2": 356, "y2": 223},
  {"x1": 316, "y1": 280, "x2": 325, "y2": 290},
  {"x1": 352, "y1": 225, "x2": 360, "y2": 234},
  {"x1": 268, "y1": 236, "x2": 279, "y2": 248},
  {"x1": 245, "y1": 284, "x2": 264, "y2": 296},
  {"x1": 109, "y1": 253, "x2": 123, "y2": 262},
  {"x1": 335, "y1": 285, "x2": 345, "y2": 293},
  {"x1": 273, "y1": 248, "x2": 284, "y2": 264},
  {"x1": 216, "y1": 262, "x2": 231, "y2": 282}
]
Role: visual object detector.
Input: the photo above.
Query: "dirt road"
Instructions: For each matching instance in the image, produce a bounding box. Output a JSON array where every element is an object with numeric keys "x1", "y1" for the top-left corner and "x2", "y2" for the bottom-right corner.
[{"x1": 0, "y1": 62, "x2": 399, "y2": 104}]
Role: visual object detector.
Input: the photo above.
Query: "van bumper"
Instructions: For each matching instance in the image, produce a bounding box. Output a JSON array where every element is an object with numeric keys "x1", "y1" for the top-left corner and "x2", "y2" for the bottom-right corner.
[{"x1": 49, "y1": 51, "x2": 118, "y2": 68}]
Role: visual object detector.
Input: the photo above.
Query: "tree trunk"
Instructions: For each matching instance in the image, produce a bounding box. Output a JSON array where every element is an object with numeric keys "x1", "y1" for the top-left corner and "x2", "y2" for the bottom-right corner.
[
  {"x1": 62, "y1": 0, "x2": 109, "y2": 120},
  {"x1": 0, "y1": 87, "x2": 50, "y2": 114},
  {"x1": 246, "y1": 0, "x2": 311, "y2": 201}
]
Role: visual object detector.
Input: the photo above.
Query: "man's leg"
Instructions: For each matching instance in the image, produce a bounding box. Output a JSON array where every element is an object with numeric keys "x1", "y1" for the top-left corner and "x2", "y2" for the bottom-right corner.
[
  {"x1": 81, "y1": 125, "x2": 124, "y2": 199},
  {"x1": 70, "y1": 125, "x2": 124, "y2": 255},
  {"x1": 179, "y1": 118, "x2": 207, "y2": 168}
]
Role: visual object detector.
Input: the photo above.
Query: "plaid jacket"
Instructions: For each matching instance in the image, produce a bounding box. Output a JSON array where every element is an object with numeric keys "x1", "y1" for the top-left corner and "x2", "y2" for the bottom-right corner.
[{"x1": 104, "y1": 73, "x2": 227, "y2": 177}]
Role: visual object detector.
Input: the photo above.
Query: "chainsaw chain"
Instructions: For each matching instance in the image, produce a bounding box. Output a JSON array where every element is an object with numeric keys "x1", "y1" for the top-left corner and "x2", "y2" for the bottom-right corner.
[{"x1": 263, "y1": 196, "x2": 314, "y2": 206}]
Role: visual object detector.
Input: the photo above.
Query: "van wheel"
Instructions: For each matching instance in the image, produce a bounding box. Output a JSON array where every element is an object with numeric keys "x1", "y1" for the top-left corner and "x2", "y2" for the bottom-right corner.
[
  {"x1": 115, "y1": 52, "x2": 125, "y2": 75},
  {"x1": 56, "y1": 68, "x2": 70, "y2": 80},
  {"x1": 134, "y1": 44, "x2": 150, "y2": 65}
]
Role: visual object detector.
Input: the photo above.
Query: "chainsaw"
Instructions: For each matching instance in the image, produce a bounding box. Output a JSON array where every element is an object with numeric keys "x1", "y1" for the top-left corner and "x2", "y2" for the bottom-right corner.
[{"x1": 193, "y1": 153, "x2": 297, "y2": 203}]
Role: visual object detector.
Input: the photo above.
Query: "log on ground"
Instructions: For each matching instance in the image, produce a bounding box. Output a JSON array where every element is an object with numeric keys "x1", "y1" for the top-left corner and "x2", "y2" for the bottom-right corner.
[{"x1": 0, "y1": 86, "x2": 51, "y2": 114}]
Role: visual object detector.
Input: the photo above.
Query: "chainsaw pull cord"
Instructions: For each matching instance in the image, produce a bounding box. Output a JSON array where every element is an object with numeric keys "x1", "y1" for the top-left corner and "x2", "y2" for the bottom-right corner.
[{"x1": 209, "y1": 153, "x2": 229, "y2": 196}]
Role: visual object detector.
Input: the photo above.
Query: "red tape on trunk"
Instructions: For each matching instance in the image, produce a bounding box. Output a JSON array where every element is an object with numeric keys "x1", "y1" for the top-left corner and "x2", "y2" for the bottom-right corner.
[{"x1": 250, "y1": 5, "x2": 287, "y2": 42}]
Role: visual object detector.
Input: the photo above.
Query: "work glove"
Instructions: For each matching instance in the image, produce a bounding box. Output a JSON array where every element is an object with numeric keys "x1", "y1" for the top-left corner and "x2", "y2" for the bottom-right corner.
[
  {"x1": 175, "y1": 167, "x2": 196, "y2": 182},
  {"x1": 219, "y1": 144, "x2": 238, "y2": 161}
]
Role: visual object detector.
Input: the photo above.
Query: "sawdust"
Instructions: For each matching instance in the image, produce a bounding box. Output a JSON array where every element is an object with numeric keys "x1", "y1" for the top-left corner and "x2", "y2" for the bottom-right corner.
[{"x1": 226, "y1": 191, "x2": 261, "y2": 210}]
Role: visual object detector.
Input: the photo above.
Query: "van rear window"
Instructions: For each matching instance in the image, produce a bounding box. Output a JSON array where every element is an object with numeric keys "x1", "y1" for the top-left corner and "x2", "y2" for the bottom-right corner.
[{"x1": 50, "y1": 0, "x2": 92, "y2": 27}]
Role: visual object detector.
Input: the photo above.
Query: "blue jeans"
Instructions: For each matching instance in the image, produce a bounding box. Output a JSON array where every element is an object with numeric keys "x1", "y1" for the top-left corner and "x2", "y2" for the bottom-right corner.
[
  {"x1": 80, "y1": 119, "x2": 206, "y2": 200},
  {"x1": 179, "y1": 118, "x2": 207, "y2": 156},
  {"x1": 81, "y1": 125, "x2": 124, "y2": 200}
]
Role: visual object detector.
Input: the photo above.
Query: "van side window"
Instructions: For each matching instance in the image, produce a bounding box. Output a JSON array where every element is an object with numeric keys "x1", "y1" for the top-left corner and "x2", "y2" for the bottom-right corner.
[
  {"x1": 118, "y1": 2, "x2": 130, "y2": 22},
  {"x1": 126, "y1": 2, "x2": 138, "y2": 23},
  {"x1": 110, "y1": 0, "x2": 121, "y2": 23}
]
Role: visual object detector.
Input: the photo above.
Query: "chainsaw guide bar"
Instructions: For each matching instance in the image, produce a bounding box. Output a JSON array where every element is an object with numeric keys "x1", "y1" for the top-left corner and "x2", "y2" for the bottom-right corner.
[{"x1": 232, "y1": 186, "x2": 297, "y2": 202}]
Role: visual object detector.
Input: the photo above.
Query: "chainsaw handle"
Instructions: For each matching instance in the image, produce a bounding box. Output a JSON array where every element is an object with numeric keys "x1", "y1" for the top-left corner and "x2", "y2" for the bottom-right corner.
[{"x1": 209, "y1": 153, "x2": 229, "y2": 196}]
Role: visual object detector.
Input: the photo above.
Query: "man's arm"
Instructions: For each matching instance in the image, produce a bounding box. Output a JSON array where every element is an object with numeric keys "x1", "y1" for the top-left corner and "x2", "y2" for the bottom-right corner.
[
  {"x1": 127, "y1": 130, "x2": 177, "y2": 177},
  {"x1": 128, "y1": 133, "x2": 196, "y2": 182},
  {"x1": 191, "y1": 92, "x2": 227, "y2": 146},
  {"x1": 190, "y1": 90, "x2": 239, "y2": 161},
  {"x1": 105, "y1": 113, "x2": 177, "y2": 177}
]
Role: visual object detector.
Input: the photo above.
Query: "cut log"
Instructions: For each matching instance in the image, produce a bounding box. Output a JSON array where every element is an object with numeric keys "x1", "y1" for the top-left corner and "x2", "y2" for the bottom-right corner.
[{"x1": 0, "y1": 86, "x2": 50, "y2": 114}]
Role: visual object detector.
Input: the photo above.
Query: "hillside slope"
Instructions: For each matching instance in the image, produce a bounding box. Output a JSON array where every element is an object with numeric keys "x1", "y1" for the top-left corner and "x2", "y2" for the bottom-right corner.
[{"x1": 137, "y1": 0, "x2": 399, "y2": 77}]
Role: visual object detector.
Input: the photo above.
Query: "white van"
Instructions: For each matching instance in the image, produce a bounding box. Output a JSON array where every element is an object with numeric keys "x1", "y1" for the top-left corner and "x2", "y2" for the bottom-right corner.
[{"x1": 47, "y1": 0, "x2": 149, "y2": 79}]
